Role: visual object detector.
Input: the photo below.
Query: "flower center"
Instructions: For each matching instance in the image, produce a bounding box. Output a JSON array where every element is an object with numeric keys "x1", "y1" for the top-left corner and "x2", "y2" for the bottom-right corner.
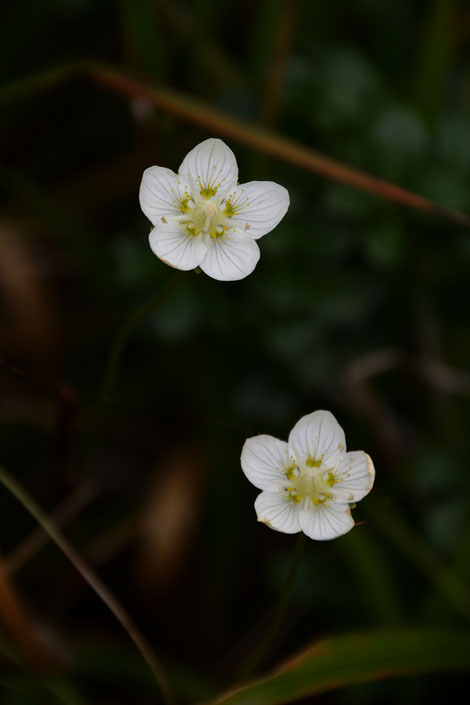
[
  {"x1": 285, "y1": 463, "x2": 335, "y2": 505},
  {"x1": 296, "y1": 467, "x2": 329, "y2": 498},
  {"x1": 193, "y1": 199, "x2": 219, "y2": 231},
  {"x1": 183, "y1": 197, "x2": 231, "y2": 238}
]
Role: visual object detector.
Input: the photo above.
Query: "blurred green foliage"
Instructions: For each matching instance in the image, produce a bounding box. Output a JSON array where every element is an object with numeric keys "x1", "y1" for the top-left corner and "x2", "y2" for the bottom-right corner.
[{"x1": 1, "y1": 0, "x2": 470, "y2": 703}]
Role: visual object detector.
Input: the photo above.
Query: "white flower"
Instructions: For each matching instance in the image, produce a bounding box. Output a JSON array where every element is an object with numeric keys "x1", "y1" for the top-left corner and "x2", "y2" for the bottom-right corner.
[
  {"x1": 139, "y1": 138, "x2": 289, "y2": 281},
  {"x1": 241, "y1": 410, "x2": 375, "y2": 541}
]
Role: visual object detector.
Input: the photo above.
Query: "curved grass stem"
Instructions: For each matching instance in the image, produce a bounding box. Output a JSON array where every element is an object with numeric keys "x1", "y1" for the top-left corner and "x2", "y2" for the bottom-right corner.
[
  {"x1": 0, "y1": 464, "x2": 177, "y2": 705},
  {"x1": 237, "y1": 532, "x2": 306, "y2": 681},
  {"x1": 82, "y1": 269, "x2": 184, "y2": 466},
  {"x1": 100, "y1": 270, "x2": 183, "y2": 399}
]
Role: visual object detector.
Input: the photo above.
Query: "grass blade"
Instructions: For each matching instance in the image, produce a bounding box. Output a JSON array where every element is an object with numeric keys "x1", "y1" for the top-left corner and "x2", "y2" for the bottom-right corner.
[{"x1": 208, "y1": 629, "x2": 470, "y2": 705}]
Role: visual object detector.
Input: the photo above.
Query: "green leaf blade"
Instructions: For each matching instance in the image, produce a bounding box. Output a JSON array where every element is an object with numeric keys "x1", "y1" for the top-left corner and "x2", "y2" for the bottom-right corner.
[{"x1": 209, "y1": 630, "x2": 470, "y2": 705}]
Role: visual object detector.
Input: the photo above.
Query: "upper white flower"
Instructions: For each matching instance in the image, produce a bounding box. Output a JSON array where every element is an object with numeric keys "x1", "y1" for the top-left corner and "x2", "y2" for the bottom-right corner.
[
  {"x1": 139, "y1": 138, "x2": 290, "y2": 281},
  {"x1": 241, "y1": 410, "x2": 375, "y2": 541}
]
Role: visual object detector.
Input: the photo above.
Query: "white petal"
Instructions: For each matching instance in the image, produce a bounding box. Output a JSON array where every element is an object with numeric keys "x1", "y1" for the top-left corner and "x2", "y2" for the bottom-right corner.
[
  {"x1": 329, "y1": 451, "x2": 375, "y2": 503},
  {"x1": 140, "y1": 167, "x2": 192, "y2": 225},
  {"x1": 299, "y1": 502, "x2": 354, "y2": 541},
  {"x1": 288, "y1": 410, "x2": 346, "y2": 466},
  {"x1": 254, "y1": 490, "x2": 301, "y2": 534},
  {"x1": 200, "y1": 229, "x2": 260, "y2": 281},
  {"x1": 179, "y1": 138, "x2": 238, "y2": 199},
  {"x1": 241, "y1": 435, "x2": 291, "y2": 491},
  {"x1": 149, "y1": 222, "x2": 207, "y2": 271},
  {"x1": 224, "y1": 181, "x2": 290, "y2": 239}
]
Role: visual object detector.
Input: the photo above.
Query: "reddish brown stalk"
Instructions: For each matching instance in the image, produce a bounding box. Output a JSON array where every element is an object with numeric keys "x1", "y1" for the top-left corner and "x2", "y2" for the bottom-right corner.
[
  {"x1": 90, "y1": 65, "x2": 470, "y2": 227},
  {"x1": 2, "y1": 62, "x2": 469, "y2": 225},
  {"x1": 5, "y1": 481, "x2": 97, "y2": 576}
]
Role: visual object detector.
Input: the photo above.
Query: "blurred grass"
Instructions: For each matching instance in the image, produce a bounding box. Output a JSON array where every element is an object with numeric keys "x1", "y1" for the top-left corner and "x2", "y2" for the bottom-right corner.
[{"x1": 1, "y1": 0, "x2": 470, "y2": 704}]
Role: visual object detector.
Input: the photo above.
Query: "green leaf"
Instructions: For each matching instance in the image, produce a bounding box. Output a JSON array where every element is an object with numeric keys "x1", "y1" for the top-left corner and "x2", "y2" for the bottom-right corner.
[{"x1": 207, "y1": 630, "x2": 470, "y2": 705}]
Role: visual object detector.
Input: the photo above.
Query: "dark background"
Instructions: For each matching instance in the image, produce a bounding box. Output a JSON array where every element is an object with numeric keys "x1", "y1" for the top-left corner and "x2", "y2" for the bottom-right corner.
[{"x1": 1, "y1": 1, "x2": 470, "y2": 703}]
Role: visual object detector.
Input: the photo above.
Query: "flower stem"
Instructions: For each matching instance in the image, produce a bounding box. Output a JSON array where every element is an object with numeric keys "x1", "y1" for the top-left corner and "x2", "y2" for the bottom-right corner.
[
  {"x1": 238, "y1": 532, "x2": 306, "y2": 681},
  {"x1": 82, "y1": 269, "x2": 183, "y2": 466},
  {"x1": 100, "y1": 270, "x2": 183, "y2": 399},
  {"x1": 0, "y1": 464, "x2": 177, "y2": 705}
]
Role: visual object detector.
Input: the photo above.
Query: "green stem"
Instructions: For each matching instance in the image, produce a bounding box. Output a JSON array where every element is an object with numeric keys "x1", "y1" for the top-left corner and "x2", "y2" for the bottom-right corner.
[
  {"x1": 100, "y1": 270, "x2": 183, "y2": 399},
  {"x1": 81, "y1": 270, "x2": 183, "y2": 467},
  {"x1": 238, "y1": 532, "x2": 306, "y2": 681},
  {"x1": 0, "y1": 464, "x2": 177, "y2": 705}
]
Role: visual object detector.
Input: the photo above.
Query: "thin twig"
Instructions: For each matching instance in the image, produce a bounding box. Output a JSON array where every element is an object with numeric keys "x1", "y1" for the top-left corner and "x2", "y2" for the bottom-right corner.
[
  {"x1": 1, "y1": 63, "x2": 469, "y2": 226},
  {"x1": 90, "y1": 65, "x2": 470, "y2": 227},
  {"x1": 237, "y1": 533, "x2": 306, "y2": 681},
  {"x1": 5, "y1": 481, "x2": 98, "y2": 576},
  {"x1": 0, "y1": 464, "x2": 176, "y2": 705},
  {"x1": 81, "y1": 269, "x2": 184, "y2": 471},
  {"x1": 100, "y1": 270, "x2": 183, "y2": 399}
]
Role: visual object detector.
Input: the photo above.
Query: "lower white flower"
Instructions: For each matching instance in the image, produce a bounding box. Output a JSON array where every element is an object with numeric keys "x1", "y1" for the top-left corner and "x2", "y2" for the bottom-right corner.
[
  {"x1": 241, "y1": 410, "x2": 375, "y2": 541},
  {"x1": 139, "y1": 138, "x2": 289, "y2": 281}
]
